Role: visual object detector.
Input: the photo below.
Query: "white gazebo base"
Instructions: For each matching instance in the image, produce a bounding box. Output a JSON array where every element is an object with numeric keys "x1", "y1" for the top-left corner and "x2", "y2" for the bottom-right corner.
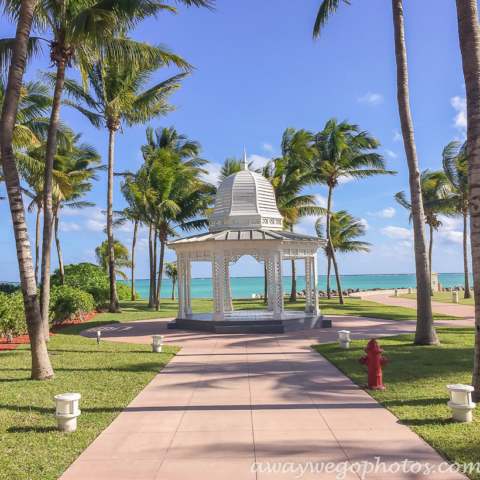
[{"x1": 168, "y1": 310, "x2": 332, "y2": 334}]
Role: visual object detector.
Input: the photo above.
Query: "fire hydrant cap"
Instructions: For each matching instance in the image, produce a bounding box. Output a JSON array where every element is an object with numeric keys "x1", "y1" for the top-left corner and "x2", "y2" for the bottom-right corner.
[{"x1": 364, "y1": 338, "x2": 383, "y2": 354}]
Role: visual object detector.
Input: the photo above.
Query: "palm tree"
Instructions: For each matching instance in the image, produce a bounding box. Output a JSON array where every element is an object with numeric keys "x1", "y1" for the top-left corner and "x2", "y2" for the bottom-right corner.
[
  {"x1": 316, "y1": 210, "x2": 371, "y2": 294},
  {"x1": 313, "y1": 118, "x2": 394, "y2": 304},
  {"x1": 95, "y1": 239, "x2": 132, "y2": 283},
  {"x1": 455, "y1": 0, "x2": 480, "y2": 400},
  {"x1": 442, "y1": 141, "x2": 472, "y2": 299},
  {"x1": 59, "y1": 57, "x2": 188, "y2": 314},
  {"x1": 312, "y1": 0, "x2": 439, "y2": 345},
  {"x1": 0, "y1": 0, "x2": 54, "y2": 380},
  {"x1": 164, "y1": 262, "x2": 178, "y2": 300},
  {"x1": 395, "y1": 170, "x2": 453, "y2": 295}
]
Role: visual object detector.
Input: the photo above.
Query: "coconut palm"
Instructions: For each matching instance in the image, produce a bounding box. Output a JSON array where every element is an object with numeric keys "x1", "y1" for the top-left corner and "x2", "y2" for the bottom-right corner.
[
  {"x1": 455, "y1": 0, "x2": 480, "y2": 400},
  {"x1": 313, "y1": 118, "x2": 394, "y2": 304},
  {"x1": 58, "y1": 57, "x2": 188, "y2": 314},
  {"x1": 313, "y1": 0, "x2": 439, "y2": 345},
  {"x1": 0, "y1": 0, "x2": 54, "y2": 380},
  {"x1": 316, "y1": 210, "x2": 371, "y2": 294},
  {"x1": 95, "y1": 239, "x2": 132, "y2": 283},
  {"x1": 395, "y1": 170, "x2": 453, "y2": 294},
  {"x1": 442, "y1": 141, "x2": 472, "y2": 299},
  {"x1": 164, "y1": 261, "x2": 178, "y2": 300}
]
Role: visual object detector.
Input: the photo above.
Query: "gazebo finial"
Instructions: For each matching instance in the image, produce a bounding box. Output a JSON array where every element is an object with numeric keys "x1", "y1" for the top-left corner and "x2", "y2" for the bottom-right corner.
[{"x1": 243, "y1": 148, "x2": 248, "y2": 170}]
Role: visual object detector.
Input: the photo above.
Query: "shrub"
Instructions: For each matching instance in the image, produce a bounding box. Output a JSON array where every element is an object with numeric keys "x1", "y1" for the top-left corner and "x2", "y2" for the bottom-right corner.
[
  {"x1": 0, "y1": 283, "x2": 21, "y2": 295},
  {"x1": 117, "y1": 282, "x2": 140, "y2": 300},
  {"x1": 49, "y1": 285, "x2": 96, "y2": 323},
  {"x1": 0, "y1": 293, "x2": 26, "y2": 342}
]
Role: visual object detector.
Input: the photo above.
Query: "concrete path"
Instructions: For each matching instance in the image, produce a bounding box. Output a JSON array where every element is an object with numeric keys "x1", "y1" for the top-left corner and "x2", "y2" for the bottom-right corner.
[
  {"x1": 361, "y1": 293, "x2": 475, "y2": 321},
  {"x1": 59, "y1": 316, "x2": 469, "y2": 480}
]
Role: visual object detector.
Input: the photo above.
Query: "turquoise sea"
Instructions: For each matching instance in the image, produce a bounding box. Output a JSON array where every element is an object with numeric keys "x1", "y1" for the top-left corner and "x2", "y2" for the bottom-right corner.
[{"x1": 123, "y1": 273, "x2": 473, "y2": 299}]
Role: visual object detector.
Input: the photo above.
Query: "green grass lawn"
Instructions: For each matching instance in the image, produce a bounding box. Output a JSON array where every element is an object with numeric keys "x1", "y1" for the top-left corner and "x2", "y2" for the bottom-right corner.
[
  {"x1": 0, "y1": 321, "x2": 179, "y2": 480},
  {"x1": 314, "y1": 327, "x2": 480, "y2": 479},
  {"x1": 397, "y1": 291, "x2": 475, "y2": 306},
  {"x1": 88, "y1": 296, "x2": 460, "y2": 328}
]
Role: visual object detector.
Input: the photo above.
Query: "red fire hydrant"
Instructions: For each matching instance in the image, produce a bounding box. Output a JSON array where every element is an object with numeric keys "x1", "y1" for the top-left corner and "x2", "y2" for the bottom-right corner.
[{"x1": 358, "y1": 338, "x2": 389, "y2": 390}]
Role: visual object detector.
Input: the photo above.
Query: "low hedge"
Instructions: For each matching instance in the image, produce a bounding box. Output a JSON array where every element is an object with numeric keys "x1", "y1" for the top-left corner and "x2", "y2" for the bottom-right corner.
[
  {"x1": 0, "y1": 293, "x2": 26, "y2": 342},
  {"x1": 49, "y1": 285, "x2": 96, "y2": 323}
]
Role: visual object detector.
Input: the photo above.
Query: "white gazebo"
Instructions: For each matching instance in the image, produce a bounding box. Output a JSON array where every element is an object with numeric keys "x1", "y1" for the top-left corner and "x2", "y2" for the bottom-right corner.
[{"x1": 167, "y1": 153, "x2": 330, "y2": 334}]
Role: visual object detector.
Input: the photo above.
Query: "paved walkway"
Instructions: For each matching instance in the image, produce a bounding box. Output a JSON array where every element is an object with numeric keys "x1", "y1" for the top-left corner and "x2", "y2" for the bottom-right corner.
[
  {"x1": 361, "y1": 293, "x2": 475, "y2": 321},
  {"x1": 60, "y1": 316, "x2": 469, "y2": 480}
]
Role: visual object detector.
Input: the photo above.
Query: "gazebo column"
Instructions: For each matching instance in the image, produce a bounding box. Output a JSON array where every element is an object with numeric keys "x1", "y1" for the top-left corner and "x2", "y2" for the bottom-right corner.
[
  {"x1": 266, "y1": 257, "x2": 273, "y2": 312},
  {"x1": 212, "y1": 250, "x2": 225, "y2": 321},
  {"x1": 272, "y1": 250, "x2": 285, "y2": 320},
  {"x1": 305, "y1": 256, "x2": 313, "y2": 313},
  {"x1": 177, "y1": 256, "x2": 185, "y2": 319},
  {"x1": 312, "y1": 255, "x2": 320, "y2": 315},
  {"x1": 225, "y1": 260, "x2": 233, "y2": 312},
  {"x1": 184, "y1": 259, "x2": 193, "y2": 315}
]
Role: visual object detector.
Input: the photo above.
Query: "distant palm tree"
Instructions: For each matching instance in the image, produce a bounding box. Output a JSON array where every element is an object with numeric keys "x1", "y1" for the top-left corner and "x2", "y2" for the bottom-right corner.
[
  {"x1": 395, "y1": 170, "x2": 453, "y2": 294},
  {"x1": 314, "y1": 118, "x2": 393, "y2": 303},
  {"x1": 316, "y1": 210, "x2": 371, "y2": 295},
  {"x1": 95, "y1": 239, "x2": 132, "y2": 283},
  {"x1": 164, "y1": 262, "x2": 178, "y2": 300},
  {"x1": 442, "y1": 141, "x2": 472, "y2": 299}
]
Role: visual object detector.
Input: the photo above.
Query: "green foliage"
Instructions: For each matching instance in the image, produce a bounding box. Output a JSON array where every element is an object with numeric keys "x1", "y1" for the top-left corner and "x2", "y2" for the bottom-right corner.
[
  {"x1": 0, "y1": 283, "x2": 21, "y2": 295},
  {"x1": 116, "y1": 282, "x2": 140, "y2": 301},
  {"x1": 49, "y1": 285, "x2": 96, "y2": 323},
  {"x1": 0, "y1": 293, "x2": 26, "y2": 341}
]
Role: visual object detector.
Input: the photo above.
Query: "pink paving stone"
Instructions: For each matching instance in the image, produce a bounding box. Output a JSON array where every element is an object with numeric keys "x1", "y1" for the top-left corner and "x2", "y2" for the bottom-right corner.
[{"x1": 67, "y1": 315, "x2": 471, "y2": 480}]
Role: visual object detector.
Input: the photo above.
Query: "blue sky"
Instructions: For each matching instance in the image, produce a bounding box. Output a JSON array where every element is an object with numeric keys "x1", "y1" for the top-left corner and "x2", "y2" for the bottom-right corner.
[{"x1": 0, "y1": 0, "x2": 469, "y2": 281}]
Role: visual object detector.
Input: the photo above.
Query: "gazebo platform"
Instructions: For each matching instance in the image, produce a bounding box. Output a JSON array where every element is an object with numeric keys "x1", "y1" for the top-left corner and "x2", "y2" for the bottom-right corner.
[{"x1": 167, "y1": 310, "x2": 332, "y2": 334}]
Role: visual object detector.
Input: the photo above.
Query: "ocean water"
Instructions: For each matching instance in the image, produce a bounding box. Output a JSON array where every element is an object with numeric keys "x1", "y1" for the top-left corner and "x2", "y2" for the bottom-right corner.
[{"x1": 123, "y1": 273, "x2": 473, "y2": 299}]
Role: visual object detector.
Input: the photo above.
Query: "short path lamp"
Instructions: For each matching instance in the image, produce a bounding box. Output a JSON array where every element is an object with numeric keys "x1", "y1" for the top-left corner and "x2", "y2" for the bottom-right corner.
[
  {"x1": 446, "y1": 384, "x2": 476, "y2": 423},
  {"x1": 96, "y1": 331, "x2": 101, "y2": 345},
  {"x1": 151, "y1": 335, "x2": 164, "y2": 353},
  {"x1": 452, "y1": 292, "x2": 459, "y2": 303},
  {"x1": 408, "y1": 288, "x2": 412, "y2": 294},
  {"x1": 338, "y1": 330, "x2": 351, "y2": 349},
  {"x1": 53, "y1": 393, "x2": 81, "y2": 432},
  {"x1": 394, "y1": 289, "x2": 399, "y2": 297}
]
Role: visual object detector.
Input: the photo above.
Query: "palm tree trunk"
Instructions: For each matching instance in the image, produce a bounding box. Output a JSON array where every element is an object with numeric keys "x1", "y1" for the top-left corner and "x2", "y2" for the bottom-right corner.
[
  {"x1": 35, "y1": 205, "x2": 41, "y2": 285},
  {"x1": 172, "y1": 279, "x2": 176, "y2": 301},
  {"x1": 264, "y1": 263, "x2": 268, "y2": 303},
  {"x1": 327, "y1": 256, "x2": 332, "y2": 300},
  {"x1": 289, "y1": 260, "x2": 297, "y2": 302},
  {"x1": 331, "y1": 247, "x2": 344, "y2": 304},
  {"x1": 40, "y1": 59, "x2": 66, "y2": 340},
  {"x1": 148, "y1": 223, "x2": 154, "y2": 308},
  {"x1": 429, "y1": 223, "x2": 434, "y2": 296},
  {"x1": 153, "y1": 227, "x2": 158, "y2": 302},
  {"x1": 392, "y1": 0, "x2": 439, "y2": 345},
  {"x1": 326, "y1": 186, "x2": 333, "y2": 300},
  {"x1": 107, "y1": 129, "x2": 121, "y2": 313},
  {"x1": 463, "y1": 211, "x2": 472, "y2": 299},
  {"x1": 0, "y1": 0, "x2": 54, "y2": 380},
  {"x1": 54, "y1": 206, "x2": 65, "y2": 285},
  {"x1": 156, "y1": 235, "x2": 165, "y2": 311},
  {"x1": 455, "y1": 0, "x2": 480, "y2": 399},
  {"x1": 131, "y1": 219, "x2": 138, "y2": 301}
]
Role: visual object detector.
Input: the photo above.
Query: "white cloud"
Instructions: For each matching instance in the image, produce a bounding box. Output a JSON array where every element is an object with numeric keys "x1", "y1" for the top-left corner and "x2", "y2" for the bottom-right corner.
[
  {"x1": 59, "y1": 221, "x2": 82, "y2": 232},
  {"x1": 338, "y1": 175, "x2": 354, "y2": 184},
  {"x1": 359, "y1": 218, "x2": 370, "y2": 230},
  {"x1": 393, "y1": 129, "x2": 403, "y2": 142},
  {"x1": 202, "y1": 161, "x2": 223, "y2": 185},
  {"x1": 385, "y1": 150, "x2": 397, "y2": 158},
  {"x1": 381, "y1": 226, "x2": 413, "y2": 240},
  {"x1": 247, "y1": 154, "x2": 270, "y2": 170},
  {"x1": 368, "y1": 207, "x2": 396, "y2": 219},
  {"x1": 314, "y1": 194, "x2": 329, "y2": 209},
  {"x1": 437, "y1": 215, "x2": 466, "y2": 245},
  {"x1": 359, "y1": 92, "x2": 384, "y2": 106},
  {"x1": 262, "y1": 143, "x2": 275, "y2": 154},
  {"x1": 451, "y1": 96, "x2": 467, "y2": 129},
  {"x1": 85, "y1": 219, "x2": 105, "y2": 232}
]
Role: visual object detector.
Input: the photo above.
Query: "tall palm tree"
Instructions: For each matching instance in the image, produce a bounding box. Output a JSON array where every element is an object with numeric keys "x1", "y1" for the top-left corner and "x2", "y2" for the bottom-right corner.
[
  {"x1": 164, "y1": 261, "x2": 178, "y2": 300},
  {"x1": 442, "y1": 141, "x2": 471, "y2": 299},
  {"x1": 395, "y1": 170, "x2": 453, "y2": 295},
  {"x1": 312, "y1": 0, "x2": 439, "y2": 345},
  {"x1": 0, "y1": 0, "x2": 193, "y2": 333},
  {"x1": 0, "y1": 0, "x2": 54, "y2": 380},
  {"x1": 316, "y1": 210, "x2": 371, "y2": 294},
  {"x1": 313, "y1": 118, "x2": 394, "y2": 304},
  {"x1": 59, "y1": 58, "x2": 188, "y2": 313},
  {"x1": 455, "y1": 0, "x2": 480, "y2": 400},
  {"x1": 95, "y1": 239, "x2": 132, "y2": 283}
]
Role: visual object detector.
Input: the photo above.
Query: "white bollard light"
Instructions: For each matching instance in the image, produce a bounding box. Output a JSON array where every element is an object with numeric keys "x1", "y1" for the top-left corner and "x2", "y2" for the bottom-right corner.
[
  {"x1": 338, "y1": 330, "x2": 351, "y2": 349},
  {"x1": 97, "y1": 330, "x2": 101, "y2": 345},
  {"x1": 448, "y1": 286, "x2": 452, "y2": 292},
  {"x1": 394, "y1": 289, "x2": 399, "y2": 297},
  {"x1": 53, "y1": 393, "x2": 81, "y2": 432},
  {"x1": 151, "y1": 335, "x2": 164, "y2": 353},
  {"x1": 452, "y1": 292, "x2": 459, "y2": 303},
  {"x1": 408, "y1": 288, "x2": 412, "y2": 294},
  {"x1": 446, "y1": 384, "x2": 476, "y2": 423},
  {"x1": 252, "y1": 294, "x2": 256, "y2": 299}
]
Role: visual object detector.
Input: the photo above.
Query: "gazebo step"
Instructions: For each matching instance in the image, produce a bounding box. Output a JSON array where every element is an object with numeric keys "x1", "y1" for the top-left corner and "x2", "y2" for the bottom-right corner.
[{"x1": 214, "y1": 324, "x2": 284, "y2": 334}]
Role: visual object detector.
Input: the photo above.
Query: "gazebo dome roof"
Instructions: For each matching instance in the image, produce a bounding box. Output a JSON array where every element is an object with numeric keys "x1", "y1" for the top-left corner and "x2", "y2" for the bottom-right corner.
[{"x1": 208, "y1": 152, "x2": 284, "y2": 232}]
